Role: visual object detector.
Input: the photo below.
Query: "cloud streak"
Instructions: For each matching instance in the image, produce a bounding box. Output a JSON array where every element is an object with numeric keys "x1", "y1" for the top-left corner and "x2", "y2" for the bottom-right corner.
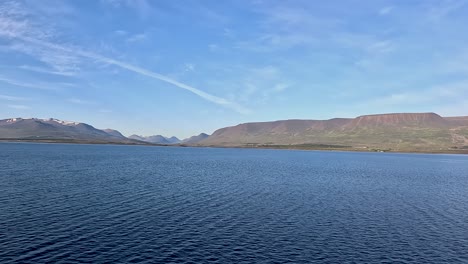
[
  {"x1": 7, "y1": 104, "x2": 30, "y2": 110},
  {"x1": 379, "y1": 6, "x2": 394, "y2": 16},
  {"x1": 68, "y1": 98, "x2": 96, "y2": 105},
  {"x1": 126, "y1": 33, "x2": 147, "y2": 43},
  {"x1": 0, "y1": 2, "x2": 249, "y2": 114},
  {"x1": 101, "y1": 0, "x2": 153, "y2": 19},
  {"x1": 0, "y1": 94, "x2": 28, "y2": 101},
  {"x1": 5, "y1": 34, "x2": 250, "y2": 114},
  {"x1": 19, "y1": 65, "x2": 76, "y2": 76},
  {"x1": 0, "y1": 75, "x2": 59, "y2": 90},
  {"x1": 361, "y1": 80, "x2": 468, "y2": 108}
]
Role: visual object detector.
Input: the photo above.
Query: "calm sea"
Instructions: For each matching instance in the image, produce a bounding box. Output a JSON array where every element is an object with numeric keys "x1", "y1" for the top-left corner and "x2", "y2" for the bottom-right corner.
[{"x1": 1, "y1": 143, "x2": 468, "y2": 263}]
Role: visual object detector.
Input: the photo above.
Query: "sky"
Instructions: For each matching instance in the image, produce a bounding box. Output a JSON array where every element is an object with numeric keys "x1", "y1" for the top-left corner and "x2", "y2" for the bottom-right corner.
[{"x1": 1, "y1": 0, "x2": 468, "y2": 138}]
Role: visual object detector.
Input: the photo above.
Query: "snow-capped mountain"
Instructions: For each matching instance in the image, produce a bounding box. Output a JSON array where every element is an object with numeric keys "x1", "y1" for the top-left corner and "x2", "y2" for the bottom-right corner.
[
  {"x1": 5, "y1": 118, "x2": 81, "y2": 126},
  {"x1": 0, "y1": 118, "x2": 135, "y2": 143}
]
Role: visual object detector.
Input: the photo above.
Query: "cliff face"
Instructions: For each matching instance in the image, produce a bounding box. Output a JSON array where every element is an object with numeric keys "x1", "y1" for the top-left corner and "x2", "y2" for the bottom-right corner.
[{"x1": 199, "y1": 113, "x2": 468, "y2": 151}]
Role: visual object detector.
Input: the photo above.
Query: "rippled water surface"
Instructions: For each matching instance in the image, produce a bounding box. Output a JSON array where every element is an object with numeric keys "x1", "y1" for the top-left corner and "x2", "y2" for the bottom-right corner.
[{"x1": 1, "y1": 143, "x2": 468, "y2": 263}]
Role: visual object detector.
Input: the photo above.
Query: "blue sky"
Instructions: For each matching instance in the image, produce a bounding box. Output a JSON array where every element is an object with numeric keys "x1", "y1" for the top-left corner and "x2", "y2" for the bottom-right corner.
[{"x1": 1, "y1": 0, "x2": 468, "y2": 138}]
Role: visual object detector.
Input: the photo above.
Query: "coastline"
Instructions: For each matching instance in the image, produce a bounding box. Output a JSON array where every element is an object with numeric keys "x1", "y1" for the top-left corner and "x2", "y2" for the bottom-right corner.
[
  {"x1": 193, "y1": 144, "x2": 468, "y2": 155},
  {"x1": 2, "y1": 139, "x2": 468, "y2": 155}
]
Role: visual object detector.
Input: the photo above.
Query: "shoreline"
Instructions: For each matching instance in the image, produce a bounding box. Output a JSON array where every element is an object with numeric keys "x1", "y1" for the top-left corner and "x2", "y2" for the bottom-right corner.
[
  {"x1": 193, "y1": 144, "x2": 468, "y2": 155},
  {"x1": 1, "y1": 139, "x2": 468, "y2": 155}
]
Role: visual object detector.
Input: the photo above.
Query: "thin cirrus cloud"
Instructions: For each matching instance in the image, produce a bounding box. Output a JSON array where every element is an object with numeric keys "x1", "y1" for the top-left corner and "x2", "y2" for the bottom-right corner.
[
  {"x1": 359, "y1": 80, "x2": 468, "y2": 109},
  {"x1": 0, "y1": 3, "x2": 250, "y2": 115},
  {"x1": 18, "y1": 65, "x2": 76, "y2": 76},
  {"x1": 379, "y1": 6, "x2": 394, "y2": 15},
  {"x1": 0, "y1": 94, "x2": 29, "y2": 101},
  {"x1": 7, "y1": 104, "x2": 30, "y2": 110},
  {"x1": 125, "y1": 33, "x2": 147, "y2": 43},
  {"x1": 17, "y1": 36, "x2": 249, "y2": 114},
  {"x1": 68, "y1": 98, "x2": 96, "y2": 105},
  {"x1": 0, "y1": 75, "x2": 60, "y2": 90}
]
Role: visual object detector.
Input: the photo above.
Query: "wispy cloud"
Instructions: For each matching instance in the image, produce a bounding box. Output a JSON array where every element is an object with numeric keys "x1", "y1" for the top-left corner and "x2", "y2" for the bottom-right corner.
[
  {"x1": 31, "y1": 37, "x2": 249, "y2": 113},
  {"x1": 183, "y1": 63, "x2": 195, "y2": 72},
  {"x1": 272, "y1": 83, "x2": 291, "y2": 92},
  {"x1": 208, "y1": 43, "x2": 219, "y2": 52},
  {"x1": 426, "y1": 0, "x2": 467, "y2": 22},
  {"x1": 87, "y1": 54, "x2": 249, "y2": 114},
  {"x1": 126, "y1": 33, "x2": 147, "y2": 43},
  {"x1": 0, "y1": 1, "x2": 249, "y2": 114},
  {"x1": 439, "y1": 49, "x2": 468, "y2": 74},
  {"x1": 68, "y1": 98, "x2": 96, "y2": 105},
  {"x1": 434, "y1": 99, "x2": 468, "y2": 116},
  {"x1": 0, "y1": 1, "x2": 82, "y2": 75},
  {"x1": 0, "y1": 75, "x2": 59, "y2": 90},
  {"x1": 234, "y1": 3, "x2": 342, "y2": 52},
  {"x1": 8, "y1": 104, "x2": 30, "y2": 110},
  {"x1": 19, "y1": 64, "x2": 76, "y2": 76},
  {"x1": 379, "y1": 6, "x2": 394, "y2": 16},
  {"x1": 0, "y1": 94, "x2": 29, "y2": 101},
  {"x1": 8, "y1": 41, "x2": 82, "y2": 75},
  {"x1": 236, "y1": 2, "x2": 398, "y2": 57},
  {"x1": 114, "y1": 30, "x2": 127, "y2": 35},
  {"x1": 362, "y1": 80, "x2": 468, "y2": 107},
  {"x1": 367, "y1": 40, "x2": 395, "y2": 54},
  {"x1": 222, "y1": 65, "x2": 291, "y2": 104},
  {"x1": 101, "y1": 0, "x2": 153, "y2": 19}
]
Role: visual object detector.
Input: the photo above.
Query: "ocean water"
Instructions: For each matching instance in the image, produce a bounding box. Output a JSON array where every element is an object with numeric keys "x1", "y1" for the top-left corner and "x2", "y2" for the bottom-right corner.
[{"x1": 1, "y1": 143, "x2": 468, "y2": 263}]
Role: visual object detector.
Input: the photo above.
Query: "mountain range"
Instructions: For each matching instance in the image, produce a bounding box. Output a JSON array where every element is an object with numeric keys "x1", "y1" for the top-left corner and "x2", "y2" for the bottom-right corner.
[
  {"x1": 128, "y1": 134, "x2": 209, "y2": 144},
  {"x1": 198, "y1": 113, "x2": 468, "y2": 152},
  {"x1": 0, "y1": 118, "x2": 209, "y2": 145},
  {"x1": 182, "y1": 133, "x2": 209, "y2": 144},
  {"x1": 128, "y1": 134, "x2": 179, "y2": 144},
  {"x1": 0, "y1": 118, "x2": 139, "y2": 144},
  {"x1": 1, "y1": 113, "x2": 468, "y2": 153}
]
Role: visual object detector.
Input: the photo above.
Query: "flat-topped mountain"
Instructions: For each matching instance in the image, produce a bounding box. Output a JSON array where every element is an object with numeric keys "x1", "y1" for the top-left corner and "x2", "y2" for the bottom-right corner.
[
  {"x1": 199, "y1": 113, "x2": 468, "y2": 152},
  {"x1": 344, "y1": 112, "x2": 449, "y2": 129},
  {"x1": 0, "y1": 118, "x2": 138, "y2": 144}
]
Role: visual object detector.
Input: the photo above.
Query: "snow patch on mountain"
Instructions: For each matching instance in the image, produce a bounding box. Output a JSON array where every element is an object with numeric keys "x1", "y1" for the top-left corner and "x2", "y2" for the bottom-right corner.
[{"x1": 4, "y1": 118, "x2": 81, "y2": 126}]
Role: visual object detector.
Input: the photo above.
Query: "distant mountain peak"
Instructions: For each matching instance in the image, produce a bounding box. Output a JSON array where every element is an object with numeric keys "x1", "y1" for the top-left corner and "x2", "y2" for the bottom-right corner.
[
  {"x1": 45, "y1": 118, "x2": 81, "y2": 126},
  {"x1": 182, "y1": 133, "x2": 209, "y2": 144},
  {"x1": 6, "y1": 118, "x2": 20, "y2": 123},
  {"x1": 0, "y1": 117, "x2": 137, "y2": 144},
  {"x1": 128, "y1": 134, "x2": 181, "y2": 144},
  {"x1": 103, "y1": 129, "x2": 126, "y2": 139}
]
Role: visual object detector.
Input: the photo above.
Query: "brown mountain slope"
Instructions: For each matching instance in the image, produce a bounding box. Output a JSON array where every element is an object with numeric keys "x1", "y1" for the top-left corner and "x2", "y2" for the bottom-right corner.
[
  {"x1": 0, "y1": 118, "x2": 140, "y2": 144},
  {"x1": 344, "y1": 113, "x2": 449, "y2": 129},
  {"x1": 445, "y1": 116, "x2": 468, "y2": 126},
  {"x1": 199, "y1": 113, "x2": 468, "y2": 152}
]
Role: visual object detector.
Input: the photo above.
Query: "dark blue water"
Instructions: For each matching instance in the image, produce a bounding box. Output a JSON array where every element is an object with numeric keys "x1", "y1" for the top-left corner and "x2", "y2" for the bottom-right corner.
[{"x1": 1, "y1": 143, "x2": 468, "y2": 263}]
